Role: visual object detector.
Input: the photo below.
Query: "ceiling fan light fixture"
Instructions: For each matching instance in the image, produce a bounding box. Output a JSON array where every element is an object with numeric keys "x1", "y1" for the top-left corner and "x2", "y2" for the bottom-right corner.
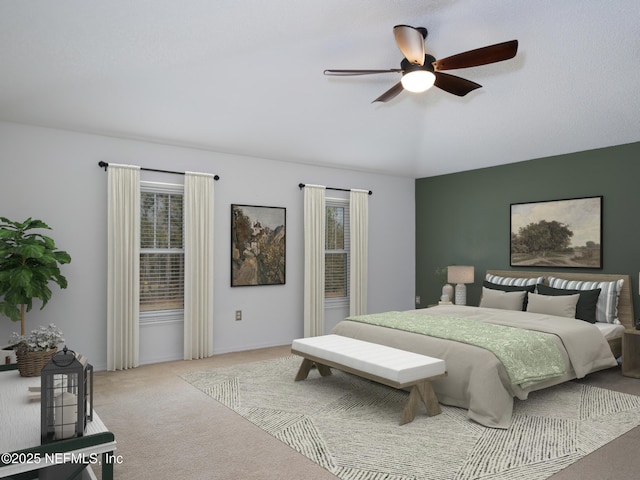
[{"x1": 400, "y1": 70, "x2": 436, "y2": 93}]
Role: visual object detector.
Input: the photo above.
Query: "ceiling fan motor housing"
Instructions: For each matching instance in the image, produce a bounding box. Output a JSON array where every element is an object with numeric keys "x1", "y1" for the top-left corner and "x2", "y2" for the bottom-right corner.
[{"x1": 401, "y1": 54, "x2": 436, "y2": 75}]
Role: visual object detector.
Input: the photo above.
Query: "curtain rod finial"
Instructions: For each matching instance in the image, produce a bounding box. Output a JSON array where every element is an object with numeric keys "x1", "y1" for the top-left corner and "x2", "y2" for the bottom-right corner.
[{"x1": 98, "y1": 161, "x2": 108, "y2": 171}]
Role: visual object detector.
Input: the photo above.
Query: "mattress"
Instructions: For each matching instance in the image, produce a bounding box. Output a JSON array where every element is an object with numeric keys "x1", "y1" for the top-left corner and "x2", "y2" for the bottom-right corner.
[{"x1": 595, "y1": 321, "x2": 625, "y2": 340}]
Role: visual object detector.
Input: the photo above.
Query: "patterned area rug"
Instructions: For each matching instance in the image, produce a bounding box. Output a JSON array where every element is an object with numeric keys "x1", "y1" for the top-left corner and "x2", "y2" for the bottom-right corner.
[{"x1": 181, "y1": 356, "x2": 640, "y2": 480}]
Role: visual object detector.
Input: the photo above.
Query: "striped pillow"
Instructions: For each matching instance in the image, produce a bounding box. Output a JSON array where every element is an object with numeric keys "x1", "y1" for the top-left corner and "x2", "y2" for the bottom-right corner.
[
  {"x1": 547, "y1": 277, "x2": 624, "y2": 325},
  {"x1": 485, "y1": 274, "x2": 544, "y2": 287}
]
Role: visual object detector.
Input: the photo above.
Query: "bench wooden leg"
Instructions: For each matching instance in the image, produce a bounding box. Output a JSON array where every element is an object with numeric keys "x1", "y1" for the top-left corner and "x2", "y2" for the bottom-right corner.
[
  {"x1": 400, "y1": 380, "x2": 441, "y2": 425},
  {"x1": 295, "y1": 358, "x2": 332, "y2": 381},
  {"x1": 316, "y1": 363, "x2": 332, "y2": 377},
  {"x1": 295, "y1": 358, "x2": 313, "y2": 381}
]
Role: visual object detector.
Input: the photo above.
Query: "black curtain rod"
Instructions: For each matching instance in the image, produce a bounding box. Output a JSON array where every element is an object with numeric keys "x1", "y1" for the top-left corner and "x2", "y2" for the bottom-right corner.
[
  {"x1": 98, "y1": 161, "x2": 219, "y2": 180},
  {"x1": 298, "y1": 183, "x2": 372, "y2": 195}
]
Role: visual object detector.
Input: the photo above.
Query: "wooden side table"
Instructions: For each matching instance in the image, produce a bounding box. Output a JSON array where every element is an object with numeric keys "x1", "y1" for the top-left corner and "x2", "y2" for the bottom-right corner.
[{"x1": 622, "y1": 329, "x2": 640, "y2": 378}]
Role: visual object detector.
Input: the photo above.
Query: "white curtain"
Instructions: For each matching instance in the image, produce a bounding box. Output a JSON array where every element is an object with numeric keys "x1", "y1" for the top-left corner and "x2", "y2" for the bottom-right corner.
[
  {"x1": 107, "y1": 164, "x2": 140, "y2": 371},
  {"x1": 350, "y1": 189, "x2": 369, "y2": 316},
  {"x1": 303, "y1": 185, "x2": 326, "y2": 337},
  {"x1": 183, "y1": 172, "x2": 215, "y2": 360}
]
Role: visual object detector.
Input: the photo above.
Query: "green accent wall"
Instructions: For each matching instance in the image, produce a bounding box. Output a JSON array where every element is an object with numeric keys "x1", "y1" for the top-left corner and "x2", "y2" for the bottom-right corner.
[{"x1": 415, "y1": 141, "x2": 640, "y2": 320}]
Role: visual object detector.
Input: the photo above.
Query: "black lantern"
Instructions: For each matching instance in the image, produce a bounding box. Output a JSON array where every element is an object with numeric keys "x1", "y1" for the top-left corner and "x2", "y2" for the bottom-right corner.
[{"x1": 41, "y1": 346, "x2": 93, "y2": 444}]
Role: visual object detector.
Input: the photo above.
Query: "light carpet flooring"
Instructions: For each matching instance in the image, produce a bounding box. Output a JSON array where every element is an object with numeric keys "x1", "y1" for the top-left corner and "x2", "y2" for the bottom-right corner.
[{"x1": 92, "y1": 346, "x2": 640, "y2": 480}]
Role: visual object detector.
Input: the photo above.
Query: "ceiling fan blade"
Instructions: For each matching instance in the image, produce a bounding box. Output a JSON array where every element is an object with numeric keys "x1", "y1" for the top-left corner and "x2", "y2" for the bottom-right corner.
[
  {"x1": 393, "y1": 25, "x2": 425, "y2": 66},
  {"x1": 434, "y1": 72, "x2": 482, "y2": 96},
  {"x1": 433, "y1": 40, "x2": 518, "y2": 71},
  {"x1": 324, "y1": 69, "x2": 402, "y2": 76},
  {"x1": 372, "y1": 82, "x2": 404, "y2": 103}
]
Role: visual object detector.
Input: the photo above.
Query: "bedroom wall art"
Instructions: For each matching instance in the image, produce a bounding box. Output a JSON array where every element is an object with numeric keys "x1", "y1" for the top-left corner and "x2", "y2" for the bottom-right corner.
[
  {"x1": 231, "y1": 204, "x2": 286, "y2": 286},
  {"x1": 510, "y1": 196, "x2": 602, "y2": 268}
]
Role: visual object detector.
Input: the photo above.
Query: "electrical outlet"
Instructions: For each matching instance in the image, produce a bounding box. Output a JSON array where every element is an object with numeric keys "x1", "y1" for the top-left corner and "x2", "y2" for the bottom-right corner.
[
  {"x1": 415, "y1": 296, "x2": 420, "y2": 304},
  {"x1": 235, "y1": 310, "x2": 242, "y2": 321}
]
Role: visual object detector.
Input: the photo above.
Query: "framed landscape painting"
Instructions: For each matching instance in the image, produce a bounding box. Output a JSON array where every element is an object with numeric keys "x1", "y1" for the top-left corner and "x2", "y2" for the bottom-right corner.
[
  {"x1": 510, "y1": 196, "x2": 602, "y2": 268},
  {"x1": 231, "y1": 204, "x2": 286, "y2": 286}
]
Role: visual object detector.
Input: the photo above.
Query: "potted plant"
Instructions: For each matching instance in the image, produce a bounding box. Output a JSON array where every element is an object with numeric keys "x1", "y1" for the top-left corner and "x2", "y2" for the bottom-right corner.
[
  {"x1": 0, "y1": 217, "x2": 71, "y2": 376},
  {"x1": 9, "y1": 324, "x2": 65, "y2": 375}
]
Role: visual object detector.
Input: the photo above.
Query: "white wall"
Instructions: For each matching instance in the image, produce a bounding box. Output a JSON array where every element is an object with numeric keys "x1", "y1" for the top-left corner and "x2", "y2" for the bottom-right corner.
[{"x1": 0, "y1": 122, "x2": 415, "y2": 370}]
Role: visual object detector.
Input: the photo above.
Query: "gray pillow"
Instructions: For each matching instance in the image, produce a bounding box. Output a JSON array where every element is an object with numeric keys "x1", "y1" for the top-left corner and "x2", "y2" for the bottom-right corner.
[
  {"x1": 526, "y1": 292, "x2": 580, "y2": 318},
  {"x1": 548, "y1": 276, "x2": 624, "y2": 324},
  {"x1": 535, "y1": 283, "x2": 600, "y2": 323},
  {"x1": 485, "y1": 273, "x2": 544, "y2": 287},
  {"x1": 483, "y1": 280, "x2": 535, "y2": 311},
  {"x1": 479, "y1": 287, "x2": 527, "y2": 311}
]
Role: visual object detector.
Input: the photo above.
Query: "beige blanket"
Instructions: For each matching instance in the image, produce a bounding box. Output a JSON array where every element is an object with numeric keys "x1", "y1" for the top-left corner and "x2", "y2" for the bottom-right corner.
[{"x1": 331, "y1": 305, "x2": 617, "y2": 428}]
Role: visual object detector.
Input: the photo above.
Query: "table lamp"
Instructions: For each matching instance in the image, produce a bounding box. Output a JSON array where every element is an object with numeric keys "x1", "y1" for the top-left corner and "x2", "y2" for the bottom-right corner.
[{"x1": 447, "y1": 266, "x2": 475, "y2": 305}]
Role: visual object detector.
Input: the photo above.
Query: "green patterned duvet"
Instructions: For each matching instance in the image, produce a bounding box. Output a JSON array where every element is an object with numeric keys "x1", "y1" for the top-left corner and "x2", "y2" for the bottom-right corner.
[{"x1": 345, "y1": 311, "x2": 565, "y2": 388}]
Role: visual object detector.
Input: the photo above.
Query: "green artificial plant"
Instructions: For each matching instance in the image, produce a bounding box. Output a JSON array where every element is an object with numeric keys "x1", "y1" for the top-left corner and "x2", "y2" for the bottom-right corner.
[
  {"x1": 435, "y1": 266, "x2": 448, "y2": 286},
  {"x1": 0, "y1": 217, "x2": 71, "y2": 336}
]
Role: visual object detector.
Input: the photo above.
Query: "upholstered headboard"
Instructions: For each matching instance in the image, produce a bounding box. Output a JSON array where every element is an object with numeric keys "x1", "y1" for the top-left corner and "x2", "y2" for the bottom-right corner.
[{"x1": 486, "y1": 270, "x2": 634, "y2": 330}]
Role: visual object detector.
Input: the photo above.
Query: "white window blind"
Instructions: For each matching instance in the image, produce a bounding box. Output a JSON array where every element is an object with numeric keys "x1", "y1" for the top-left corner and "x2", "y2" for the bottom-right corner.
[
  {"x1": 325, "y1": 198, "x2": 350, "y2": 306},
  {"x1": 140, "y1": 182, "x2": 184, "y2": 319}
]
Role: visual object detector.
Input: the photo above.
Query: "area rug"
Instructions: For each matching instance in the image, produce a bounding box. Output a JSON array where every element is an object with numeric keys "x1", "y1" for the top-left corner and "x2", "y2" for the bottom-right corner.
[{"x1": 181, "y1": 356, "x2": 640, "y2": 480}]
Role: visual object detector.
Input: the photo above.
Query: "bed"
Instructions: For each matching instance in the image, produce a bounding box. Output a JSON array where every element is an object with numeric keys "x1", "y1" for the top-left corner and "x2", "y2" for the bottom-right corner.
[{"x1": 331, "y1": 270, "x2": 634, "y2": 428}]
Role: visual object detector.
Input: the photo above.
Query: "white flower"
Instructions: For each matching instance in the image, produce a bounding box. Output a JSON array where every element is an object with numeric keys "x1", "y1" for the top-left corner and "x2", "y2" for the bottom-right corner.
[{"x1": 9, "y1": 324, "x2": 64, "y2": 352}]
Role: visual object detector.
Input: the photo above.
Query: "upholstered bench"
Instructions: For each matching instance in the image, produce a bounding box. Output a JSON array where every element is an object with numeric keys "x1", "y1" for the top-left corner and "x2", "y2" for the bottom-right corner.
[{"x1": 291, "y1": 334, "x2": 447, "y2": 425}]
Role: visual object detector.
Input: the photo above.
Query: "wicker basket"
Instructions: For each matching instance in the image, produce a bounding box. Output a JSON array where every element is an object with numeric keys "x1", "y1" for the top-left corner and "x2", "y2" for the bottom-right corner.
[{"x1": 16, "y1": 347, "x2": 57, "y2": 377}]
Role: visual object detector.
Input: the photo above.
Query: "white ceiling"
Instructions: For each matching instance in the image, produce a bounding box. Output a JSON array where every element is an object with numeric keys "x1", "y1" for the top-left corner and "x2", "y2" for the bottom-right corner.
[{"x1": 1, "y1": 1, "x2": 639, "y2": 178}]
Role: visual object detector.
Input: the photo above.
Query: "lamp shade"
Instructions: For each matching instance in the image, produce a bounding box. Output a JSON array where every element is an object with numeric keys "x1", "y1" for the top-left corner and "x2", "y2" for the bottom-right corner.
[{"x1": 447, "y1": 265, "x2": 474, "y2": 285}]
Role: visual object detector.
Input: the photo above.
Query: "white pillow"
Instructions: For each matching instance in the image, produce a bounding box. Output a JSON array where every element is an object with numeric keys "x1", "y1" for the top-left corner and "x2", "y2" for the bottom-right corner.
[
  {"x1": 479, "y1": 287, "x2": 527, "y2": 311},
  {"x1": 526, "y1": 292, "x2": 580, "y2": 318},
  {"x1": 547, "y1": 277, "x2": 624, "y2": 324}
]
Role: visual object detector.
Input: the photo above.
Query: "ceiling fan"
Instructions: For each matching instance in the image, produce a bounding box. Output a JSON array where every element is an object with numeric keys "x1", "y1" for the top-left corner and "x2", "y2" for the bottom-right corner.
[{"x1": 324, "y1": 25, "x2": 518, "y2": 103}]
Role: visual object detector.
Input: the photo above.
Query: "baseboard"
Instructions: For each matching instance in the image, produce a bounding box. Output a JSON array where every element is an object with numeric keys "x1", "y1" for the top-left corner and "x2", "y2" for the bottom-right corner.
[
  {"x1": 139, "y1": 352, "x2": 184, "y2": 366},
  {"x1": 211, "y1": 340, "x2": 290, "y2": 356}
]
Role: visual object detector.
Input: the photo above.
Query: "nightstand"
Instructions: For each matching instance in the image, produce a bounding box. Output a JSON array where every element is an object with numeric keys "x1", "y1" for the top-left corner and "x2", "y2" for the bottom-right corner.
[{"x1": 621, "y1": 329, "x2": 640, "y2": 378}]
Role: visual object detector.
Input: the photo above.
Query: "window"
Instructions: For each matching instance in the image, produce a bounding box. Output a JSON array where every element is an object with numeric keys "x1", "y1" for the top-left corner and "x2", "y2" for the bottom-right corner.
[
  {"x1": 140, "y1": 182, "x2": 184, "y2": 322},
  {"x1": 325, "y1": 198, "x2": 349, "y2": 305}
]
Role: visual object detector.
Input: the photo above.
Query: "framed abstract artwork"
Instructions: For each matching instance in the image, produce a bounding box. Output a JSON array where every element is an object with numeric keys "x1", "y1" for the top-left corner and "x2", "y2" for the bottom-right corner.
[
  {"x1": 510, "y1": 196, "x2": 602, "y2": 268},
  {"x1": 231, "y1": 204, "x2": 286, "y2": 286}
]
